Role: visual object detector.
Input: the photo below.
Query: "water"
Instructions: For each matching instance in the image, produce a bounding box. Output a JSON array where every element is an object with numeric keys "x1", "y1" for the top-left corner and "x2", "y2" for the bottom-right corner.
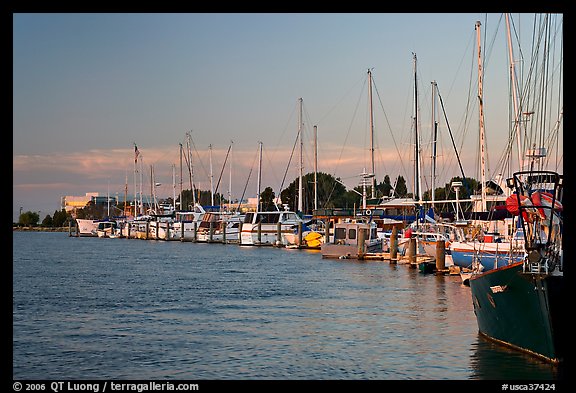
[{"x1": 12, "y1": 232, "x2": 563, "y2": 380}]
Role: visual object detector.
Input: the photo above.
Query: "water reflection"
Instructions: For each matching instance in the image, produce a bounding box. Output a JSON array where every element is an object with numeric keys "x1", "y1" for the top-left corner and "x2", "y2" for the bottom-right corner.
[{"x1": 469, "y1": 334, "x2": 562, "y2": 380}]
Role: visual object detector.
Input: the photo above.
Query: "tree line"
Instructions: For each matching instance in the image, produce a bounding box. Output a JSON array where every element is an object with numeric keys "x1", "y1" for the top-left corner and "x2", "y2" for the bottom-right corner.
[{"x1": 16, "y1": 172, "x2": 479, "y2": 225}]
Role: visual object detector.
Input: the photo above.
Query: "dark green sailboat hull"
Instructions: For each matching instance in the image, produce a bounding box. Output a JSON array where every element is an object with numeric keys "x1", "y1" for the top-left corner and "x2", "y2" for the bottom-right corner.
[{"x1": 469, "y1": 262, "x2": 565, "y2": 364}]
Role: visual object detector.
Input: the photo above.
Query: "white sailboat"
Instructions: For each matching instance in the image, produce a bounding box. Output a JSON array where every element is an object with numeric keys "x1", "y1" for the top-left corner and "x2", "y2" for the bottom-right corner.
[{"x1": 240, "y1": 141, "x2": 305, "y2": 246}]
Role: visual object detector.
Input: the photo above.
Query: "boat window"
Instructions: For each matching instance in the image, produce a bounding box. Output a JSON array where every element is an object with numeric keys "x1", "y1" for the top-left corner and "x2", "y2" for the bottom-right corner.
[
  {"x1": 244, "y1": 213, "x2": 255, "y2": 223},
  {"x1": 335, "y1": 228, "x2": 347, "y2": 240},
  {"x1": 283, "y1": 213, "x2": 297, "y2": 221},
  {"x1": 349, "y1": 228, "x2": 357, "y2": 240},
  {"x1": 256, "y1": 213, "x2": 280, "y2": 224}
]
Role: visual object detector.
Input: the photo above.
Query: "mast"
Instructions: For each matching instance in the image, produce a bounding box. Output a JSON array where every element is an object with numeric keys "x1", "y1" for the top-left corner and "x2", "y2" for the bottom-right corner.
[
  {"x1": 431, "y1": 81, "x2": 438, "y2": 205},
  {"x1": 139, "y1": 155, "x2": 143, "y2": 216},
  {"x1": 150, "y1": 165, "x2": 154, "y2": 214},
  {"x1": 314, "y1": 125, "x2": 318, "y2": 211},
  {"x1": 476, "y1": 21, "x2": 487, "y2": 212},
  {"x1": 298, "y1": 97, "x2": 303, "y2": 214},
  {"x1": 179, "y1": 143, "x2": 183, "y2": 212},
  {"x1": 412, "y1": 53, "x2": 422, "y2": 202},
  {"x1": 209, "y1": 144, "x2": 214, "y2": 206},
  {"x1": 187, "y1": 132, "x2": 197, "y2": 207},
  {"x1": 172, "y1": 164, "x2": 176, "y2": 212},
  {"x1": 124, "y1": 171, "x2": 128, "y2": 216},
  {"x1": 505, "y1": 13, "x2": 524, "y2": 172},
  {"x1": 368, "y1": 69, "x2": 375, "y2": 198},
  {"x1": 229, "y1": 140, "x2": 233, "y2": 210},
  {"x1": 257, "y1": 141, "x2": 263, "y2": 211},
  {"x1": 134, "y1": 143, "x2": 139, "y2": 216}
]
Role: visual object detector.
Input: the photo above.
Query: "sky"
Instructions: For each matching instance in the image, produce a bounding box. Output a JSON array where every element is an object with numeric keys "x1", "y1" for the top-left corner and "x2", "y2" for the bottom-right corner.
[{"x1": 12, "y1": 12, "x2": 563, "y2": 222}]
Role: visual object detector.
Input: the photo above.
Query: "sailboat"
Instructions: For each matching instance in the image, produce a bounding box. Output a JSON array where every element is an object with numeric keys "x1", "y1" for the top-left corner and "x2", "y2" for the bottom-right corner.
[
  {"x1": 240, "y1": 141, "x2": 305, "y2": 246},
  {"x1": 171, "y1": 132, "x2": 206, "y2": 241},
  {"x1": 448, "y1": 20, "x2": 526, "y2": 272},
  {"x1": 467, "y1": 13, "x2": 564, "y2": 364}
]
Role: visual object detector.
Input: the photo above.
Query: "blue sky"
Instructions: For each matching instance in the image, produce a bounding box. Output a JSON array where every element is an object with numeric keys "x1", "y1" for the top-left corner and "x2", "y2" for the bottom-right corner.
[{"x1": 13, "y1": 13, "x2": 563, "y2": 221}]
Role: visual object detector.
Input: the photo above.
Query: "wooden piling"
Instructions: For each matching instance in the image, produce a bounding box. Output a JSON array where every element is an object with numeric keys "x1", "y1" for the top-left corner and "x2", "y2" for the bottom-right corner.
[
  {"x1": 276, "y1": 221, "x2": 281, "y2": 245},
  {"x1": 435, "y1": 240, "x2": 446, "y2": 272},
  {"x1": 390, "y1": 226, "x2": 398, "y2": 263},
  {"x1": 357, "y1": 228, "x2": 366, "y2": 259},
  {"x1": 408, "y1": 237, "x2": 416, "y2": 267}
]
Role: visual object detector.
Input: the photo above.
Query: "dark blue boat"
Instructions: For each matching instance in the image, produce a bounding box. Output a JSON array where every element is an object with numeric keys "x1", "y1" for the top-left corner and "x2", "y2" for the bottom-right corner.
[{"x1": 469, "y1": 170, "x2": 564, "y2": 364}]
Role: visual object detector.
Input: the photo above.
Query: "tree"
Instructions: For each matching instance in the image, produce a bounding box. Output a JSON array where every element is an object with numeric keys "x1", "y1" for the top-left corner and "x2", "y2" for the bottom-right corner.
[
  {"x1": 41, "y1": 215, "x2": 53, "y2": 227},
  {"x1": 52, "y1": 209, "x2": 69, "y2": 227},
  {"x1": 280, "y1": 172, "x2": 352, "y2": 213},
  {"x1": 394, "y1": 175, "x2": 408, "y2": 197},
  {"x1": 376, "y1": 175, "x2": 394, "y2": 198},
  {"x1": 259, "y1": 187, "x2": 276, "y2": 211},
  {"x1": 19, "y1": 211, "x2": 39, "y2": 226}
]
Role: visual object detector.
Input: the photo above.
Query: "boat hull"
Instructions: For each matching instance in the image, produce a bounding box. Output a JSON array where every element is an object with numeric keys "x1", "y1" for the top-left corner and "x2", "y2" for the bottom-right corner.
[
  {"x1": 240, "y1": 224, "x2": 295, "y2": 246},
  {"x1": 320, "y1": 241, "x2": 382, "y2": 259},
  {"x1": 75, "y1": 219, "x2": 98, "y2": 237},
  {"x1": 451, "y1": 243, "x2": 524, "y2": 271},
  {"x1": 469, "y1": 262, "x2": 565, "y2": 364}
]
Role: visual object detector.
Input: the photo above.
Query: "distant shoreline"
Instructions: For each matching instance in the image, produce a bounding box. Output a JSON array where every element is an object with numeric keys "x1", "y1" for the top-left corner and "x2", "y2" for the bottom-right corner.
[{"x1": 13, "y1": 226, "x2": 69, "y2": 232}]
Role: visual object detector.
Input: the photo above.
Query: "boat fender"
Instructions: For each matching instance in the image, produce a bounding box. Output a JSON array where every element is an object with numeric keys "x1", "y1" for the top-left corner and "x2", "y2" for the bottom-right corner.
[
  {"x1": 365, "y1": 209, "x2": 372, "y2": 216},
  {"x1": 530, "y1": 191, "x2": 547, "y2": 220}
]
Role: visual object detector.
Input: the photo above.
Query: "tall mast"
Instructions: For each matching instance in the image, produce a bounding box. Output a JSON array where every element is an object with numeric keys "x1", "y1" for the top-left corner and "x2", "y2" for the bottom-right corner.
[
  {"x1": 229, "y1": 140, "x2": 233, "y2": 209},
  {"x1": 431, "y1": 81, "x2": 438, "y2": 204},
  {"x1": 187, "y1": 132, "x2": 197, "y2": 207},
  {"x1": 209, "y1": 144, "x2": 214, "y2": 206},
  {"x1": 172, "y1": 164, "x2": 176, "y2": 211},
  {"x1": 368, "y1": 69, "x2": 375, "y2": 198},
  {"x1": 257, "y1": 141, "x2": 263, "y2": 211},
  {"x1": 107, "y1": 179, "x2": 110, "y2": 218},
  {"x1": 179, "y1": 143, "x2": 183, "y2": 212},
  {"x1": 298, "y1": 97, "x2": 303, "y2": 214},
  {"x1": 139, "y1": 159, "x2": 143, "y2": 215},
  {"x1": 476, "y1": 21, "x2": 487, "y2": 212},
  {"x1": 134, "y1": 143, "x2": 139, "y2": 216},
  {"x1": 413, "y1": 53, "x2": 422, "y2": 202},
  {"x1": 505, "y1": 13, "x2": 524, "y2": 172},
  {"x1": 124, "y1": 170, "x2": 128, "y2": 216},
  {"x1": 314, "y1": 125, "x2": 318, "y2": 211},
  {"x1": 150, "y1": 165, "x2": 154, "y2": 214}
]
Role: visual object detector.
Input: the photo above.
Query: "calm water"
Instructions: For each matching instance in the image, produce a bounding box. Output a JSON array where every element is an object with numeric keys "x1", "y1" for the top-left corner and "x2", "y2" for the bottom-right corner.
[{"x1": 12, "y1": 231, "x2": 563, "y2": 380}]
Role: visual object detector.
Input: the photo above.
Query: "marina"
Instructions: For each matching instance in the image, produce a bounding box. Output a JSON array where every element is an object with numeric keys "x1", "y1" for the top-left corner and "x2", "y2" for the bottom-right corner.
[
  {"x1": 13, "y1": 12, "x2": 564, "y2": 383},
  {"x1": 12, "y1": 231, "x2": 564, "y2": 380}
]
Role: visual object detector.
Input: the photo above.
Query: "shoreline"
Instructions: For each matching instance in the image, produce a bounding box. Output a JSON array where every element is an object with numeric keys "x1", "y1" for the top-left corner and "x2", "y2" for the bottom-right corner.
[{"x1": 13, "y1": 226, "x2": 69, "y2": 232}]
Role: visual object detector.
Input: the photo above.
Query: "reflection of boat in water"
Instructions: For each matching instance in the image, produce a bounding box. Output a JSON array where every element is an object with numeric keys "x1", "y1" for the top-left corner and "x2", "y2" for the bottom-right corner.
[
  {"x1": 469, "y1": 333, "x2": 563, "y2": 380},
  {"x1": 321, "y1": 219, "x2": 382, "y2": 259}
]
